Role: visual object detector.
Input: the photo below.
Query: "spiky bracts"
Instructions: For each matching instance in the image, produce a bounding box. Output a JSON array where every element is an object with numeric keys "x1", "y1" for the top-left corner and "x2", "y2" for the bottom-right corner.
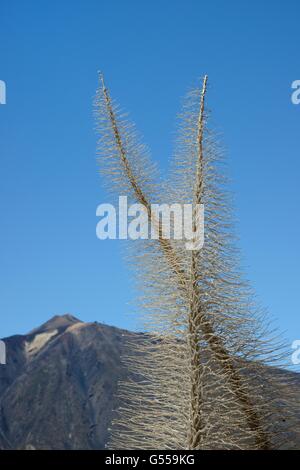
[{"x1": 94, "y1": 75, "x2": 299, "y2": 449}]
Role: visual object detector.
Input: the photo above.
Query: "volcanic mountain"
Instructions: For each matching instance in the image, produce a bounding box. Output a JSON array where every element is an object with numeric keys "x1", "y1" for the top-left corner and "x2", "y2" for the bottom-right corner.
[
  {"x1": 0, "y1": 315, "x2": 135, "y2": 449},
  {"x1": 0, "y1": 315, "x2": 300, "y2": 449}
]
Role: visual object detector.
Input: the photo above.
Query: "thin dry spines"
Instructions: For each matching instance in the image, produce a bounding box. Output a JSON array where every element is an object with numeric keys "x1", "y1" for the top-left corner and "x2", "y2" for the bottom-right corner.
[
  {"x1": 183, "y1": 78, "x2": 274, "y2": 449},
  {"x1": 96, "y1": 81, "x2": 189, "y2": 287},
  {"x1": 97, "y1": 71, "x2": 107, "y2": 94},
  {"x1": 187, "y1": 75, "x2": 221, "y2": 449},
  {"x1": 195, "y1": 74, "x2": 208, "y2": 202},
  {"x1": 96, "y1": 73, "x2": 154, "y2": 207},
  {"x1": 97, "y1": 75, "x2": 293, "y2": 450}
]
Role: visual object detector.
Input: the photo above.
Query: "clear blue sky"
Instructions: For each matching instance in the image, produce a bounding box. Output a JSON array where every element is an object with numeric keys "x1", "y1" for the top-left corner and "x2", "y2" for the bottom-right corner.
[{"x1": 0, "y1": 0, "x2": 299, "y2": 345}]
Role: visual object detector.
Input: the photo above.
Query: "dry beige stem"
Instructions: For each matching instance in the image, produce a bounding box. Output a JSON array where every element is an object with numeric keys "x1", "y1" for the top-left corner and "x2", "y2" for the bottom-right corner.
[{"x1": 94, "y1": 74, "x2": 298, "y2": 449}]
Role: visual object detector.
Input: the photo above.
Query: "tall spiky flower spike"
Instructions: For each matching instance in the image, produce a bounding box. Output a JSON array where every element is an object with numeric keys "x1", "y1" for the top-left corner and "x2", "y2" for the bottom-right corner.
[{"x1": 95, "y1": 74, "x2": 299, "y2": 449}]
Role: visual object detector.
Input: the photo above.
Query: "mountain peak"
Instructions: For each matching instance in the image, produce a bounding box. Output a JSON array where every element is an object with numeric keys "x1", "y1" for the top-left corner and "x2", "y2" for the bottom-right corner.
[{"x1": 28, "y1": 314, "x2": 82, "y2": 335}]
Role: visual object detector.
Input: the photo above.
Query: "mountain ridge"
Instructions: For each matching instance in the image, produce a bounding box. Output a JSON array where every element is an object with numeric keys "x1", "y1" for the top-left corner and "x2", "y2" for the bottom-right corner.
[
  {"x1": 0, "y1": 315, "x2": 135, "y2": 449},
  {"x1": 0, "y1": 315, "x2": 300, "y2": 449}
]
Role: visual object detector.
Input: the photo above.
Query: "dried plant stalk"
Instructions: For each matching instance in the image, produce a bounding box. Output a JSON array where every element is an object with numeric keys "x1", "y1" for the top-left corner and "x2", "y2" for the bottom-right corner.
[{"x1": 94, "y1": 74, "x2": 299, "y2": 449}]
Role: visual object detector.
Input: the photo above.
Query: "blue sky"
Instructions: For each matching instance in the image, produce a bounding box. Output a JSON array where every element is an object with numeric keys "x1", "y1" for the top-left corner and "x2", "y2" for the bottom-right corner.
[{"x1": 0, "y1": 0, "x2": 299, "y2": 345}]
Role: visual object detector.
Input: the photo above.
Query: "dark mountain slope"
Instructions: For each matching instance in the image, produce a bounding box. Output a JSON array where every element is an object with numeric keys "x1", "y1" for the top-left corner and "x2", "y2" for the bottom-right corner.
[
  {"x1": 0, "y1": 315, "x2": 135, "y2": 449},
  {"x1": 0, "y1": 315, "x2": 300, "y2": 449}
]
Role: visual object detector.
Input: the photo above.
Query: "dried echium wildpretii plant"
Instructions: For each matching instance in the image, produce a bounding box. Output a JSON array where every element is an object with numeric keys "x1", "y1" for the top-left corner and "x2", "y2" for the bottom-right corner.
[{"x1": 94, "y1": 74, "x2": 299, "y2": 449}]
